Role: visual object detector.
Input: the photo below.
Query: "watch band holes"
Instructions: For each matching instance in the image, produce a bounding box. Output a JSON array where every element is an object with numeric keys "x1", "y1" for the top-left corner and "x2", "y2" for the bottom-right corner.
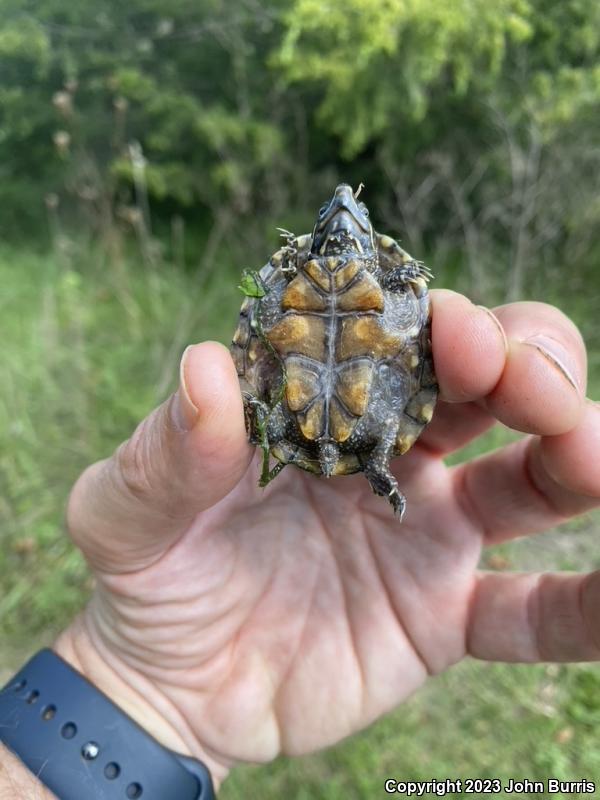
[
  {"x1": 61, "y1": 722, "x2": 77, "y2": 739},
  {"x1": 104, "y1": 762, "x2": 120, "y2": 780},
  {"x1": 81, "y1": 741, "x2": 100, "y2": 760},
  {"x1": 12, "y1": 679, "x2": 27, "y2": 693},
  {"x1": 41, "y1": 704, "x2": 57, "y2": 720},
  {"x1": 25, "y1": 690, "x2": 40, "y2": 704},
  {"x1": 126, "y1": 782, "x2": 143, "y2": 798}
]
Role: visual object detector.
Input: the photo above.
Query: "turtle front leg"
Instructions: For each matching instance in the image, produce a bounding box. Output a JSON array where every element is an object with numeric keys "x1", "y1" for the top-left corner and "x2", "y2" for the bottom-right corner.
[
  {"x1": 381, "y1": 260, "x2": 434, "y2": 292},
  {"x1": 362, "y1": 419, "x2": 406, "y2": 521}
]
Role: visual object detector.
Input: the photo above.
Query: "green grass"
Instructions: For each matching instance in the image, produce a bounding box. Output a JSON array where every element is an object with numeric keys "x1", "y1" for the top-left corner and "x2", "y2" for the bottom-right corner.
[
  {"x1": 1, "y1": 244, "x2": 599, "y2": 798},
  {"x1": 223, "y1": 661, "x2": 600, "y2": 799},
  {"x1": 0, "y1": 243, "x2": 242, "y2": 649}
]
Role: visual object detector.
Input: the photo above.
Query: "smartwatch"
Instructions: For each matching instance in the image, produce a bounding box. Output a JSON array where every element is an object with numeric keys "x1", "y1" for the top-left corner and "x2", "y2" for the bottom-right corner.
[{"x1": 0, "y1": 649, "x2": 215, "y2": 799}]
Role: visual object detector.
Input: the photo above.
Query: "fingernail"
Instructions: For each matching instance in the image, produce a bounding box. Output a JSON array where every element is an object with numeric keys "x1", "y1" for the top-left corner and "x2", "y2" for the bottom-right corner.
[
  {"x1": 171, "y1": 345, "x2": 199, "y2": 431},
  {"x1": 523, "y1": 334, "x2": 580, "y2": 392},
  {"x1": 477, "y1": 305, "x2": 508, "y2": 353}
]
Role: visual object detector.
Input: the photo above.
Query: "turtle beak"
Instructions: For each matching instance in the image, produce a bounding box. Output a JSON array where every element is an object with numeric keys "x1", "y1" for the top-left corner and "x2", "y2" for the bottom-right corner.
[
  {"x1": 312, "y1": 183, "x2": 372, "y2": 255},
  {"x1": 328, "y1": 184, "x2": 368, "y2": 230},
  {"x1": 334, "y1": 183, "x2": 355, "y2": 203}
]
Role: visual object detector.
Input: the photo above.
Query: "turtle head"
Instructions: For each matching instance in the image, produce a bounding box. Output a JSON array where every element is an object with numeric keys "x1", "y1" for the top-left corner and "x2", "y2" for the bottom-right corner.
[{"x1": 311, "y1": 183, "x2": 375, "y2": 258}]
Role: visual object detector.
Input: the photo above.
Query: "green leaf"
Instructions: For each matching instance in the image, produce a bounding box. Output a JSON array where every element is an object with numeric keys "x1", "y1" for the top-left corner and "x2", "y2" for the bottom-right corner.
[{"x1": 238, "y1": 270, "x2": 267, "y2": 298}]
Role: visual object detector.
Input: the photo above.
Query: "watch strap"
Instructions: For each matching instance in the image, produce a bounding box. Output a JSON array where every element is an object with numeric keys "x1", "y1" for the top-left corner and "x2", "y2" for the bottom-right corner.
[{"x1": 0, "y1": 649, "x2": 215, "y2": 800}]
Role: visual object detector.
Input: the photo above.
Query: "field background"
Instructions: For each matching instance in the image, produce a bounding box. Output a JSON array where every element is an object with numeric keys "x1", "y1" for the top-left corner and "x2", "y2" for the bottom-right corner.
[{"x1": 1, "y1": 1, "x2": 600, "y2": 797}]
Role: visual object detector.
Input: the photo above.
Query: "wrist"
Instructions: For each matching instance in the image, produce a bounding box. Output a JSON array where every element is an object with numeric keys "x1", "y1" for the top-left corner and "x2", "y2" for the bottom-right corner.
[
  {"x1": 53, "y1": 613, "x2": 225, "y2": 791},
  {"x1": 0, "y1": 741, "x2": 56, "y2": 799}
]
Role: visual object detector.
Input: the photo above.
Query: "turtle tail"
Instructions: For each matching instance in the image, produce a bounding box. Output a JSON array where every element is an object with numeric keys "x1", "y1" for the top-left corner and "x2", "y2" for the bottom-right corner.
[{"x1": 318, "y1": 440, "x2": 339, "y2": 477}]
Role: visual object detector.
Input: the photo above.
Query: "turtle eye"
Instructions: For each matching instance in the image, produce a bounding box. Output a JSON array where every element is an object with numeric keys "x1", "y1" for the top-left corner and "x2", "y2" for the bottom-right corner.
[
  {"x1": 318, "y1": 203, "x2": 329, "y2": 218},
  {"x1": 359, "y1": 203, "x2": 369, "y2": 218}
]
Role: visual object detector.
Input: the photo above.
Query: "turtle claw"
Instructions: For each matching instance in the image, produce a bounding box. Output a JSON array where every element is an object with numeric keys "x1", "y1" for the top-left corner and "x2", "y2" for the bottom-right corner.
[
  {"x1": 388, "y1": 487, "x2": 407, "y2": 521},
  {"x1": 364, "y1": 460, "x2": 407, "y2": 522}
]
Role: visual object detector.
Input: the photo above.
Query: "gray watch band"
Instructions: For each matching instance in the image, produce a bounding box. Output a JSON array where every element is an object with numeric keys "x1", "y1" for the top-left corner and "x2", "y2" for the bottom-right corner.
[{"x1": 0, "y1": 649, "x2": 215, "y2": 800}]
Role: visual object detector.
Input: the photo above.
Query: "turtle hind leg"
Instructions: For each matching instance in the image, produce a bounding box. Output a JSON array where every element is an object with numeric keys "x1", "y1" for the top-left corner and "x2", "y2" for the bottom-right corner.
[
  {"x1": 244, "y1": 396, "x2": 288, "y2": 487},
  {"x1": 259, "y1": 460, "x2": 286, "y2": 488},
  {"x1": 244, "y1": 395, "x2": 297, "y2": 489},
  {"x1": 362, "y1": 420, "x2": 406, "y2": 521}
]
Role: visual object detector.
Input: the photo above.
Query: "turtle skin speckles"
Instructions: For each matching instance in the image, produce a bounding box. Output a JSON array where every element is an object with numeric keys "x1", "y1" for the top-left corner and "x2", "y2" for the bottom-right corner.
[{"x1": 230, "y1": 183, "x2": 437, "y2": 520}]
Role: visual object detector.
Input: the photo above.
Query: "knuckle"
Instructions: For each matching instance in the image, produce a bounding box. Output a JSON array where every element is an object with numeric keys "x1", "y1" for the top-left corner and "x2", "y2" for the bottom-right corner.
[
  {"x1": 113, "y1": 406, "x2": 192, "y2": 520},
  {"x1": 539, "y1": 303, "x2": 583, "y2": 343},
  {"x1": 495, "y1": 301, "x2": 587, "y2": 360},
  {"x1": 114, "y1": 415, "x2": 157, "y2": 502}
]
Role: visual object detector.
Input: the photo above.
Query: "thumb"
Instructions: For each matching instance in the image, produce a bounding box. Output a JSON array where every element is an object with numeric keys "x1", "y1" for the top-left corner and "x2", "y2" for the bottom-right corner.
[{"x1": 66, "y1": 341, "x2": 252, "y2": 573}]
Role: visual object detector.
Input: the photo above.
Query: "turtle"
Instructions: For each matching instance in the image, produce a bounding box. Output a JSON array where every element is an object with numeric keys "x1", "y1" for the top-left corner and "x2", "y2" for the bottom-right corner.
[{"x1": 230, "y1": 183, "x2": 437, "y2": 520}]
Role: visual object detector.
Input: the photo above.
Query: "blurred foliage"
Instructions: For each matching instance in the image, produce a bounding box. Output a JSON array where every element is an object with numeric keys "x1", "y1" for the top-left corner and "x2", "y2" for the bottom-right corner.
[
  {"x1": 0, "y1": 0, "x2": 599, "y2": 303},
  {"x1": 278, "y1": 0, "x2": 600, "y2": 151},
  {"x1": 0, "y1": 243, "x2": 242, "y2": 645},
  {"x1": 278, "y1": 0, "x2": 534, "y2": 155}
]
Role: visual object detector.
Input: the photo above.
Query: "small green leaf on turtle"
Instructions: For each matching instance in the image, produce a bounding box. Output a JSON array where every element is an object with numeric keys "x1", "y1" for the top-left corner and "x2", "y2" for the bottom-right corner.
[{"x1": 238, "y1": 270, "x2": 267, "y2": 298}]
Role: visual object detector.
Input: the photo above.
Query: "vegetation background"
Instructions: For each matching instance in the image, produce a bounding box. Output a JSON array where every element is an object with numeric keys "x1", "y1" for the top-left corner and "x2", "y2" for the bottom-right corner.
[{"x1": 1, "y1": 0, "x2": 599, "y2": 795}]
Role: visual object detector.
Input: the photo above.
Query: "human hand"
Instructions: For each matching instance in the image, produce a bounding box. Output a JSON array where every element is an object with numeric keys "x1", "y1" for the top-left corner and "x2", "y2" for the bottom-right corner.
[{"x1": 54, "y1": 292, "x2": 600, "y2": 788}]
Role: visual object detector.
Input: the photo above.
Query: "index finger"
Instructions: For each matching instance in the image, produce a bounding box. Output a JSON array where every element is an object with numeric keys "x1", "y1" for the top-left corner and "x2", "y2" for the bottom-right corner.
[
  {"x1": 416, "y1": 289, "x2": 505, "y2": 455},
  {"x1": 418, "y1": 291, "x2": 587, "y2": 455}
]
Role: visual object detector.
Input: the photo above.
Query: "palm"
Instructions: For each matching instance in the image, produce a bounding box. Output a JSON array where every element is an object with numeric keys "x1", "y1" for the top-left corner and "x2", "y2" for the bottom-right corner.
[
  {"x1": 97, "y1": 446, "x2": 476, "y2": 763},
  {"x1": 64, "y1": 295, "x2": 599, "y2": 783}
]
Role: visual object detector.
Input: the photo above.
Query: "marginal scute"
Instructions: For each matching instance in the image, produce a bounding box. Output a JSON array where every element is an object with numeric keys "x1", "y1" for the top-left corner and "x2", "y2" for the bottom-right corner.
[
  {"x1": 266, "y1": 314, "x2": 326, "y2": 362},
  {"x1": 405, "y1": 389, "x2": 437, "y2": 424},
  {"x1": 271, "y1": 442, "x2": 320, "y2": 474},
  {"x1": 337, "y1": 316, "x2": 403, "y2": 360},
  {"x1": 332, "y1": 454, "x2": 360, "y2": 475},
  {"x1": 394, "y1": 415, "x2": 424, "y2": 455},
  {"x1": 232, "y1": 319, "x2": 251, "y2": 347},
  {"x1": 396, "y1": 431, "x2": 417, "y2": 455},
  {"x1": 298, "y1": 399, "x2": 325, "y2": 440},
  {"x1": 282, "y1": 273, "x2": 327, "y2": 312},
  {"x1": 230, "y1": 343, "x2": 244, "y2": 375},
  {"x1": 419, "y1": 403, "x2": 434, "y2": 422},
  {"x1": 337, "y1": 272, "x2": 384, "y2": 312},
  {"x1": 335, "y1": 360, "x2": 374, "y2": 416},
  {"x1": 285, "y1": 358, "x2": 322, "y2": 412},
  {"x1": 377, "y1": 234, "x2": 412, "y2": 265},
  {"x1": 296, "y1": 233, "x2": 312, "y2": 249},
  {"x1": 247, "y1": 337, "x2": 262, "y2": 363},
  {"x1": 329, "y1": 397, "x2": 357, "y2": 442}
]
